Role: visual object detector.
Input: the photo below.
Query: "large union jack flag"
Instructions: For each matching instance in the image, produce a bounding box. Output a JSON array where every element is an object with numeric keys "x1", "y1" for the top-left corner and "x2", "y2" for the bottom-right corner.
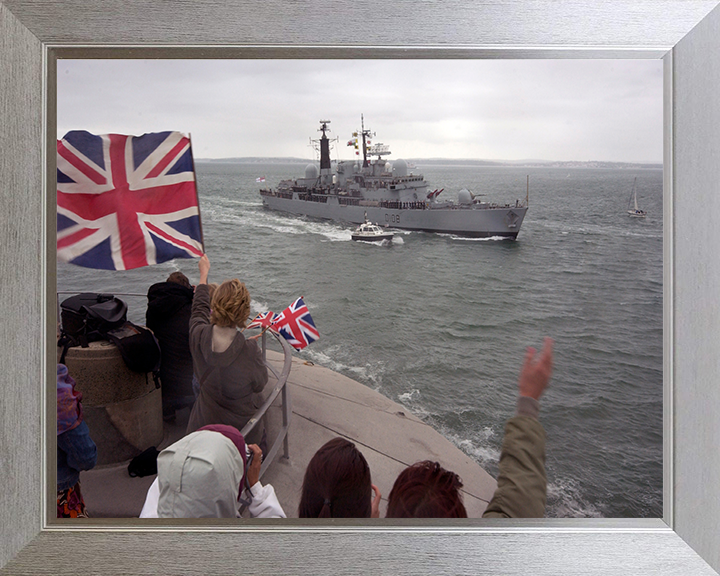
[
  {"x1": 271, "y1": 297, "x2": 319, "y2": 351},
  {"x1": 57, "y1": 130, "x2": 204, "y2": 270}
]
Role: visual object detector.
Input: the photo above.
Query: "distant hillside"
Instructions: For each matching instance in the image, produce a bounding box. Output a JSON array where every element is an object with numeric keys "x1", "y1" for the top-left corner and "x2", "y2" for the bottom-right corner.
[
  {"x1": 196, "y1": 157, "x2": 662, "y2": 170},
  {"x1": 196, "y1": 157, "x2": 311, "y2": 164},
  {"x1": 410, "y1": 159, "x2": 663, "y2": 170}
]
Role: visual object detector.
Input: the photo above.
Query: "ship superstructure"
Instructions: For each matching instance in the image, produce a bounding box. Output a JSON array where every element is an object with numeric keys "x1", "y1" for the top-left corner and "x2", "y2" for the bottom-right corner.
[{"x1": 260, "y1": 117, "x2": 528, "y2": 238}]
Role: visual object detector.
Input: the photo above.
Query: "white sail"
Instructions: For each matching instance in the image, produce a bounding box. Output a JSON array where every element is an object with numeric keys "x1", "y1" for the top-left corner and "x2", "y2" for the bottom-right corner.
[{"x1": 627, "y1": 177, "x2": 646, "y2": 218}]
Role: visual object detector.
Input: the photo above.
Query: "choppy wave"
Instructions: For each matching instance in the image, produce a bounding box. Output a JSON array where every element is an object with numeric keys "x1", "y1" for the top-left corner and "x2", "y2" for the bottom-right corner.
[
  {"x1": 244, "y1": 212, "x2": 352, "y2": 242},
  {"x1": 302, "y1": 346, "x2": 386, "y2": 389},
  {"x1": 445, "y1": 235, "x2": 511, "y2": 242},
  {"x1": 398, "y1": 389, "x2": 420, "y2": 402},
  {"x1": 547, "y1": 478, "x2": 606, "y2": 518},
  {"x1": 250, "y1": 298, "x2": 270, "y2": 315},
  {"x1": 443, "y1": 428, "x2": 502, "y2": 465}
]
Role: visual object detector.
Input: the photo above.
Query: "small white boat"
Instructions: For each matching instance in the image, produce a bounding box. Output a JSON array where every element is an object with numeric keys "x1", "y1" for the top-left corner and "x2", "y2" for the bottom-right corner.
[
  {"x1": 351, "y1": 216, "x2": 394, "y2": 242},
  {"x1": 627, "y1": 177, "x2": 647, "y2": 218}
]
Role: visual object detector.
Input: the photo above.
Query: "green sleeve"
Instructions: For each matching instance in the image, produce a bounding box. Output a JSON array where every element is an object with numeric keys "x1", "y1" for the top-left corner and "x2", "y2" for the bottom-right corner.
[{"x1": 482, "y1": 415, "x2": 547, "y2": 518}]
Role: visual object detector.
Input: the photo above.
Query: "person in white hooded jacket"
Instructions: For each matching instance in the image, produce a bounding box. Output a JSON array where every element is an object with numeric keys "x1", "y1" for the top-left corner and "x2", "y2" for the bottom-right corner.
[{"x1": 139, "y1": 424, "x2": 285, "y2": 518}]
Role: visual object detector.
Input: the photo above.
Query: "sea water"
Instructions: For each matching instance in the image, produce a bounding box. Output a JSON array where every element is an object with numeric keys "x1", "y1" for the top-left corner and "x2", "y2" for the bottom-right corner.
[{"x1": 57, "y1": 161, "x2": 663, "y2": 518}]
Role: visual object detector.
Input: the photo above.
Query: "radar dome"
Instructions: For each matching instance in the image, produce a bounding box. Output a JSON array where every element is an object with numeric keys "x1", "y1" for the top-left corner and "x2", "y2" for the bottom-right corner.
[
  {"x1": 305, "y1": 164, "x2": 319, "y2": 179},
  {"x1": 392, "y1": 158, "x2": 408, "y2": 177},
  {"x1": 458, "y1": 189, "x2": 473, "y2": 205}
]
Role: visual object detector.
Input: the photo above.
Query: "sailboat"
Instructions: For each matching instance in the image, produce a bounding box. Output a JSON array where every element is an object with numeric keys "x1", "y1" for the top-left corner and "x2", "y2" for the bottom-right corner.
[{"x1": 627, "y1": 177, "x2": 646, "y2": 218}]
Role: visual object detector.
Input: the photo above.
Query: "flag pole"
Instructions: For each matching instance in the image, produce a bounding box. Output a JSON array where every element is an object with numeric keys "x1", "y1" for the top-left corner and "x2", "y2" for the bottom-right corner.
[
  {"x1": 247, "y1": 325, "x2": 273, "y2": 341},
  {"x1": 526, "y1": 174, "x2": 529, "y2": 207},
  {"x1": 188, "y1": 132, "x2": 205, "y2": 253}
]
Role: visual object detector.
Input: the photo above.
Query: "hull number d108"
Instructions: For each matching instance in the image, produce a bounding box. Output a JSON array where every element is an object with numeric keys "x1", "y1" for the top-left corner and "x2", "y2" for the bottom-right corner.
[{"x1": 385, "y1": 213, "x2": 400, "y2": 224}]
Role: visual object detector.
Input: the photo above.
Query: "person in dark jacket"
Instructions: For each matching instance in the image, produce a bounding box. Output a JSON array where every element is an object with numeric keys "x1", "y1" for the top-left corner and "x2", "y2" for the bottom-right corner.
[
  {"x1": 57, "y1": 363, "x2": 97, "y2": 518},
  {"x1": 146, "y1": 271, "x2": 196, "y2": 420}
]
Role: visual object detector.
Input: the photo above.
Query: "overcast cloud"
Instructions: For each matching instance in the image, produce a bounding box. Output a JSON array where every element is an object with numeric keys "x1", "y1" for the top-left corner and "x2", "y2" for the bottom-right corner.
[{"x1": 57, "y1": 59, "x2": 663, "y2": 163}]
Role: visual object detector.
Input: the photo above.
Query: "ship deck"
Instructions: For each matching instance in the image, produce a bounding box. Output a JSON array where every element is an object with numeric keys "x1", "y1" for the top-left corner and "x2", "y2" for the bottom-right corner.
[{"x1": 79, "y1": 349, "x2": 498, "y2": 519}]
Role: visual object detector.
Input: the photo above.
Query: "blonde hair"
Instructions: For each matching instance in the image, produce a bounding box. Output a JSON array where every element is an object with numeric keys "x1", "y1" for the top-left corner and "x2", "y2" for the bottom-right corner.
[{"x1": 210, "y1": 279, "x2": 250, "y2": 328}]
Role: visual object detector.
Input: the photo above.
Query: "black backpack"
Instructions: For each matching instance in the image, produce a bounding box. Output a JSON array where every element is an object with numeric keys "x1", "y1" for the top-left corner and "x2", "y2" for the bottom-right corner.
[
  {"x1": 127, "y1": 446, "x2": 160, "y2": 478},
  {"x1": 104, "y1": 321, "x2": 162, "y2": 387},
  {"x1": 59, "y1": 293, "x2": 128, "y2": 350},
  {"x1": 58, "y1": 294, "x2": 161, "y2": 386}
]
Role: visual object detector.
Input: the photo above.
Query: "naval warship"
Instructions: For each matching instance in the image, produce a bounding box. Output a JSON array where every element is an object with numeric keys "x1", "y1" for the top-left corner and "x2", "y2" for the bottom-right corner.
[{"x1": 260, "y1": 118, "x2": 528, "y2": 238}]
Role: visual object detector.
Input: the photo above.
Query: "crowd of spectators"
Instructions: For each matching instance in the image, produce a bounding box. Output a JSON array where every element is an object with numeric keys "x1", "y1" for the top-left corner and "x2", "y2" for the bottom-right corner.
[{"x1": 59, "y1": 252, "x2": 553, "y2": 520}]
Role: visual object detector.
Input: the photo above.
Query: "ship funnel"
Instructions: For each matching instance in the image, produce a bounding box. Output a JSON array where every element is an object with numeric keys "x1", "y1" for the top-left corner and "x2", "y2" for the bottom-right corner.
[{"x1": 319, "y1": 120, "x2": 331, "y2": 171}]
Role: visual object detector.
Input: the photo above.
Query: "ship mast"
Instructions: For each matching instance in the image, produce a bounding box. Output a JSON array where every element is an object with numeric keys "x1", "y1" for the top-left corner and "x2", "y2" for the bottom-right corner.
[{"x1": 360, "y1": 114, "x2": 372, "y2": 168}]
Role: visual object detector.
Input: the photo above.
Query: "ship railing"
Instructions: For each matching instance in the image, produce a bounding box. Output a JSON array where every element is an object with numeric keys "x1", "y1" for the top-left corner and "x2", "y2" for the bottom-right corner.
[
  {"x1": 243, "y1": 328, "x2": 293, "y2": 478},
  {"x1": 56, "y1": 291, "x2": 293, "y2": 479}
]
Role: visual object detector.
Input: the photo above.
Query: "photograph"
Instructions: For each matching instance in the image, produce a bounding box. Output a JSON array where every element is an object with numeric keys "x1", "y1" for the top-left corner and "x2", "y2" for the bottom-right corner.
[
  {"x1": 4, "y1": 1, "x2": 720, "y2": 575},
  {"x1": 55, "y1": 58, "x2": 663, "y2": 520}
]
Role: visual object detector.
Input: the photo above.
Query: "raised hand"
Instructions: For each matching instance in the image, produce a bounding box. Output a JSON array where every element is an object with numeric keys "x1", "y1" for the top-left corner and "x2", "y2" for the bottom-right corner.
[
  {"x1": 518, "y1": 337, "x2": 554, "y2": 401},
  {"x1": 246, "y1": 443, "x2": 262, "y2": 487},
  {"x1": 198, "y1": 254, "x2": 210, "y2": 284}
]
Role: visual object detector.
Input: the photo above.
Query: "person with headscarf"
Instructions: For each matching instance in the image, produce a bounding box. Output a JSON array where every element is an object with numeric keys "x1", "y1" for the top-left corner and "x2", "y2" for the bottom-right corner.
[
  {"x1": 57, "y1": 363, "x2": 97, "y2": 518},
  {"x1": 139, "y1": 424, "x2": 285, "y2": 518}
]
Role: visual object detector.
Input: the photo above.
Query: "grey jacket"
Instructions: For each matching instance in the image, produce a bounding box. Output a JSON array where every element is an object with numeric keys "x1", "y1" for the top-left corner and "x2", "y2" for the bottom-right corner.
[{"x1": 186, "y1": 284, "x2": 269, "y2": 444}]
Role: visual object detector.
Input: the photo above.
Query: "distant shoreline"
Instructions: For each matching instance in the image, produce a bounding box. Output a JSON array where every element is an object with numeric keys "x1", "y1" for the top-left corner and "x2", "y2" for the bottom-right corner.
[{"x1": 196, "y1": 157, "x2": 663, "y2": 170}]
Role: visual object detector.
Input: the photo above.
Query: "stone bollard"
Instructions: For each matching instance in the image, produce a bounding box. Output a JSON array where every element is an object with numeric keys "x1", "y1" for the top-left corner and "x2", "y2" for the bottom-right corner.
[{"x1": 59, "y1": 340, "x2": 163, "y2": 465}]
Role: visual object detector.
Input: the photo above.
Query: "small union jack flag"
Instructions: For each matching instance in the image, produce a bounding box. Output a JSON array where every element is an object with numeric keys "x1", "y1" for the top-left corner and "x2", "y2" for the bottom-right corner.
[
  {"x1": 57, "y1": 130, "x2": 204, "y2": 270},
  {"x1": 271, "y1": 297, "x2": 319, "y2": 351},
  {"x1": 246, "y1": 311, "x2": 279, "y2": 330}
]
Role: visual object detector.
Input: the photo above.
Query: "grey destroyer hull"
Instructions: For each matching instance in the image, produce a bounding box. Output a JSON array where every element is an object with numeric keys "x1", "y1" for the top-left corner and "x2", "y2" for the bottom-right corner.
[{"x1": 261, "y1": 192, "x2": 527, "y2": 238}]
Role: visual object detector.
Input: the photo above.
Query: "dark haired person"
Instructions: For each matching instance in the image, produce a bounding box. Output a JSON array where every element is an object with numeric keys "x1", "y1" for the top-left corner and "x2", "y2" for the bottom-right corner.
[
  {"x1": 146, "y1": 270, "x2": 196, "y2": 421},
  {"x1": 387, "y1": 337, "x2": 554, "y2": 519},
  {"x1": 299, "y1": 437, "x2": 382, "y2": 518},
  {"x1": 386, "y1": 460, "x2": 467, "y2": 518}
]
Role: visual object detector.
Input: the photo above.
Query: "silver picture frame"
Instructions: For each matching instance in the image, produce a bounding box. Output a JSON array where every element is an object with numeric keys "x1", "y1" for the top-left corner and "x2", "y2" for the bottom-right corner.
[{"x1": 2, "y1": 1, "x2": 720, "y2": 574}]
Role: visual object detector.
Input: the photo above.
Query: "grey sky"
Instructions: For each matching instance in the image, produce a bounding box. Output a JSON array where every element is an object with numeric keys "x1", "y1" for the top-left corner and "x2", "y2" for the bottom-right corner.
[{"x1": 57, "y1": 59, "x2": 663, "y2": 163}]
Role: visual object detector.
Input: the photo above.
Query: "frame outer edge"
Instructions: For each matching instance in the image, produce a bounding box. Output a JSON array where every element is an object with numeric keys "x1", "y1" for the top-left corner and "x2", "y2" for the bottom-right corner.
[
  {"x1": 0, "y1": 1, "x2": 44, "y2": 569},
  {"x1": 671, "y1": 2, "x2": 720, "y2": 572},
  {"x1": 2, "y1": 0, "x2": 720, "y2": 574},
  {"x1": 2, "y1": 0, "x2": 719, "y2": 46}
]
